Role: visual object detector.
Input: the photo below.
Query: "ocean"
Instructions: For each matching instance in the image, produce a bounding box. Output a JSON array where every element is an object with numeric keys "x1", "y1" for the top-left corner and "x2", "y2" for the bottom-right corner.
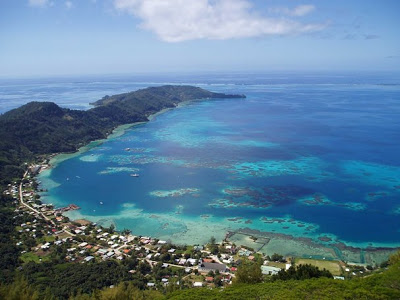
[{"x1": 2, "y1": 72, "x2": 400, "y2": 263}]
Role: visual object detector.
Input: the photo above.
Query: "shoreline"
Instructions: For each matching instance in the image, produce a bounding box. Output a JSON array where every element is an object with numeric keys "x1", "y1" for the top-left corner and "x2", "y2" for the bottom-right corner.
[{"x1": 35, "y1": 99, "x2": 400, "y2": 265}]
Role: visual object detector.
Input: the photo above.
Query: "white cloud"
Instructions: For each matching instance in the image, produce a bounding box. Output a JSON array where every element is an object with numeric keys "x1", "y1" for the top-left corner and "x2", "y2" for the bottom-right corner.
[
  {"x1": 291, "y1": 5, "x2": 315, "y2": 17},
  {"x1": 113, "y1": 0, "x2": 325, "y2": 42},
  {"x1": 65, "y1": 1, "x2": 73, "y2": 9},
  {"x1": 269, "y1": 4, "x2": 315, "y2": 17},
  {"x1": 28, "y1": 0, "x2": 49, "y2": 7}
]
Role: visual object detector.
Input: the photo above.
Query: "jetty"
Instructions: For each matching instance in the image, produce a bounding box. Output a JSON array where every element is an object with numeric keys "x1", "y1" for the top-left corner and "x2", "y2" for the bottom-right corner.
[{"x1": 55, "y1": 204, "x2": 80, "y2": 213}]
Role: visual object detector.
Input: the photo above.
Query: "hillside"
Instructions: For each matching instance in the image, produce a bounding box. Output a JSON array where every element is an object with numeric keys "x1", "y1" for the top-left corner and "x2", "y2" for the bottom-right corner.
[
  {"x1": 165, "y1": 261, "x2": 400, "y2": 300},
  {"x1": 0, "y1": 85, "x2": 245, "y2": 185}
]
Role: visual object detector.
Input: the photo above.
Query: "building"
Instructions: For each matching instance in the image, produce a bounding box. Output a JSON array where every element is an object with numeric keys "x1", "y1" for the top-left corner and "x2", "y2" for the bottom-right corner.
[
  {"x1": 198, "y1": 262, "x2": 228, "y2": 273},
  {"x1": 261, "y1": 265, "x2": 281, "y2": 275},
  {"x1": 193, "y1": 282, "x2": 203, "y2": 287},
  {"x1": 84, "y1": 256, "x2": 94, "y2": 262}
]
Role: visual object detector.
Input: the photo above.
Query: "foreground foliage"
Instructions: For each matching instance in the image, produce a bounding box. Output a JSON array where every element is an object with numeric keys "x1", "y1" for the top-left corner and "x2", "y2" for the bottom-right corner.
[
  {"x1": 167, "y1": 260, "x2": 400, "y2": 299},
  {"x1": 0, "y1": 254, "x2": 399, "y2": 299}
]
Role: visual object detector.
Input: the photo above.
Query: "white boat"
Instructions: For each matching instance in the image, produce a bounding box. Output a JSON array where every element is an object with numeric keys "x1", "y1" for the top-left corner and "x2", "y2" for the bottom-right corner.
[{"x1": 130, "y1": 174, "x2": 139, "y2": 177}]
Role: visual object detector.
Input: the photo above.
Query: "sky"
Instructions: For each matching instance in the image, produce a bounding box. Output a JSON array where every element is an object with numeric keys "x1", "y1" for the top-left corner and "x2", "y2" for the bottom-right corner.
[{"x1": 0, "y1": 0, "x2": 399, "y2": 77}]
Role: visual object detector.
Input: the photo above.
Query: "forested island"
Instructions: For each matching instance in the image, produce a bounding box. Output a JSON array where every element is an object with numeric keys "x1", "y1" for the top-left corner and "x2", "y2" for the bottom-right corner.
[{"x1": 1, "y1": 85, "x2": 400, "y2": 299}]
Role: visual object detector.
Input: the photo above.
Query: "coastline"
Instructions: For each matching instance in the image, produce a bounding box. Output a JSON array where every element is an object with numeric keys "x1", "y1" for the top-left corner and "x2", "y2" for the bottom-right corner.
[
  {"x1": 42, "y1": 99, "x2": 214, "y2": 172},
  {"x1": 35, "y1": 97, "x2": 400, "y2": 265}
]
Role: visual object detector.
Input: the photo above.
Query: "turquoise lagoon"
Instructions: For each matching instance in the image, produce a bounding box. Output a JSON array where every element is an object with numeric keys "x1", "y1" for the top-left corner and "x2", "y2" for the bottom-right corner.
[{"x1": 30, "y1": 74, "x2": 400, "y2": 263}]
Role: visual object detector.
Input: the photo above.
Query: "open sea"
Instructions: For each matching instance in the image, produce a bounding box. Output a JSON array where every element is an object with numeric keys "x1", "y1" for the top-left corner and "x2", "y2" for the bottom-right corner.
[{"x1": 2, "y1": 72, "x2": 400, "y2": 262}]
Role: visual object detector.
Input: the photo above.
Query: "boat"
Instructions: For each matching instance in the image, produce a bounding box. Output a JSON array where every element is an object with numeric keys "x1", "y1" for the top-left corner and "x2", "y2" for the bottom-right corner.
[
  {"x1": 100, "y1": 201, "x2": 103, "y2": 205},
  {"x1": 130, "y1": 174, "x2": 139, "y2": 177}
]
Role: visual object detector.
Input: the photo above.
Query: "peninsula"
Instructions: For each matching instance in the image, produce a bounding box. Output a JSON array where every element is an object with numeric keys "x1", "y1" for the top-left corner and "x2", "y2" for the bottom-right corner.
[{"x1": 0, "y1": 85, "x2": 245, "y2": 185}]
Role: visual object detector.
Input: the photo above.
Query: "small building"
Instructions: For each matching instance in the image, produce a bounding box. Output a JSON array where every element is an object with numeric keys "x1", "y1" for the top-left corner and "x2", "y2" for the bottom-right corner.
[
  {"x1": 97, "y1": 248, "x2": 108, "y2": 255},
  {"x1": 193, "y1": 282, "x2": 203, "y2": 287},
  {"x1": 84, "y1": 256, "x2": 94, "y2": 262},
  {"x1": 261, "y1": 265, "x2": 281, "y2": 275},
  {"x1": 198, "y1": 262, "x2": 228, "y2": 273}
]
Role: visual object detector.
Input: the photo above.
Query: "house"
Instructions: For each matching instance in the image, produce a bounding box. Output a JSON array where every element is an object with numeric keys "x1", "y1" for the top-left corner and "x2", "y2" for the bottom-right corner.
[
  {"x1": 97, "y1": 249, "x2": 108, "y2": 255},
  {"x1": 84, "y1": 256, "x2": 94, "y2": 262},
  {"x1": 261, "y1": 265, "x2": 281, "y2": 275},
  {"x1": 238, "y1": 249, "x2": 252, "y2": 257},
  {"x1": 198, "y1": 262, "x2": 228, "y2": 273},
  {"x1": 205, "y1": 276, "x2": 214, "y2": 282},
  {"x1": 147, "y1": 283, "x2": 155, "y2": 287},
  {"x1": 187, "y1": 258, "x2": 197, "y2": 265},
  {"x1": 193, "y1": 282, "x2": 203, "y2": 287}
]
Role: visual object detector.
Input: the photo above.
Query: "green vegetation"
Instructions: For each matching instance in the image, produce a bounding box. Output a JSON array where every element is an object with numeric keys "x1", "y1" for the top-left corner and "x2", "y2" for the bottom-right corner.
[
  {"x1": 234, "y1": 258, "x2": 263, "y2": 284},
  {"x1": 165, "y1": 256, "x2": 400, "y2": 299},
  {"x1": 20, "y1": 252, "x2": 51, "y2": 264},
  {"x1": 271, "y1": 264, "x2": 333, "y2": 281},
  {"x1": 295, "y1": 258, "x2": 342, "y2": 276}
]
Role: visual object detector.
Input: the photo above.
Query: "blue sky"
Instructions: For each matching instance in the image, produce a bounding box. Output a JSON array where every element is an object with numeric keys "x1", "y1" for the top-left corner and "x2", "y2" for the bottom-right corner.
[{"x1": 0, "y1": 0, "x2": 399, "y2": 77}]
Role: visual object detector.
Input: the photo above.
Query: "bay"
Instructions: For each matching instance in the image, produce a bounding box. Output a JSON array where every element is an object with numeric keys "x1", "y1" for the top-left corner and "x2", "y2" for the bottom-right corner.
[{"x1": 5, "y1": 72, "x2": 397, "y2": 263}]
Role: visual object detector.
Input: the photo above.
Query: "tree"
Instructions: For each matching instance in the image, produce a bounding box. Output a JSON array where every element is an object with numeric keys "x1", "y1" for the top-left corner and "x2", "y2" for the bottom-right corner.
[
  {"x1": 208, "y1": 236, "x2": 218, "y2": 255},
  {"x1": 234, "y1": 258, "x2": 263, "y2": 284},
  {"x1": 272, "y1": 264, "x2": 333, "y2": 281}
]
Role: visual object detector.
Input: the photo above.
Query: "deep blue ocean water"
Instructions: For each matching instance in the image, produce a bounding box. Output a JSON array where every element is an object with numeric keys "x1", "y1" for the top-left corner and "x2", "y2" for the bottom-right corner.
[{"x1": 2, "y1": 72, "x2": 400, "y2": 255}]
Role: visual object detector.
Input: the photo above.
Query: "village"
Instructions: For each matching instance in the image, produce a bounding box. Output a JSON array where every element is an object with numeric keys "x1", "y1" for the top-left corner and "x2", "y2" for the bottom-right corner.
[{"x1": 3, "y1": 163, "x2": 375, "y2": 291}]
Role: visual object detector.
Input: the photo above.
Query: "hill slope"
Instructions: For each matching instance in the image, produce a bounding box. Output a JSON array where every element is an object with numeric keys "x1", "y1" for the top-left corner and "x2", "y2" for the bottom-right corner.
[{"x1": 166, "y1": 262, "x2": 400, "y2": 300}]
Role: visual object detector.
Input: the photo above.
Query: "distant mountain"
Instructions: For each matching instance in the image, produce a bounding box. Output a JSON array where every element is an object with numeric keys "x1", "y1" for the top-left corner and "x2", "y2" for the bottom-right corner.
[{"x1": 0, "y1": 85, "x2": 245, "y2": 184}]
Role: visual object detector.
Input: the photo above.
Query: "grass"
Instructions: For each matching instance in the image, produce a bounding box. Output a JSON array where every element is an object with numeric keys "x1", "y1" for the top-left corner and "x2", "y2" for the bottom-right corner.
[
  {"x1": 20, "y1": 252, "x2": 51, "y2": 263},
  {"x1": 295, "y1": 258, "x2": 342, "y2": 276},
  {"x1": 267, "y1": 261, "x2": 287, "y2": 269},
  {"x1": 38, "y1": 235, "x2": 56, "y2": 243}
]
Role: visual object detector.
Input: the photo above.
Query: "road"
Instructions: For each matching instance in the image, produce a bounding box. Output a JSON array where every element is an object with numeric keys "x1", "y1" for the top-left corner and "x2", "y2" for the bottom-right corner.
[{"x1": 19, "y1": 170, "x2": 75, "y2": 236}]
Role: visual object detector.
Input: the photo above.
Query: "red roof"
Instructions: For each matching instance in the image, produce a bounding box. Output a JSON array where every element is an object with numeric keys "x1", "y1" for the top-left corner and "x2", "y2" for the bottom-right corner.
[{"x1": 205, "y1": 276, "x2": 214, "y2": 282}]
